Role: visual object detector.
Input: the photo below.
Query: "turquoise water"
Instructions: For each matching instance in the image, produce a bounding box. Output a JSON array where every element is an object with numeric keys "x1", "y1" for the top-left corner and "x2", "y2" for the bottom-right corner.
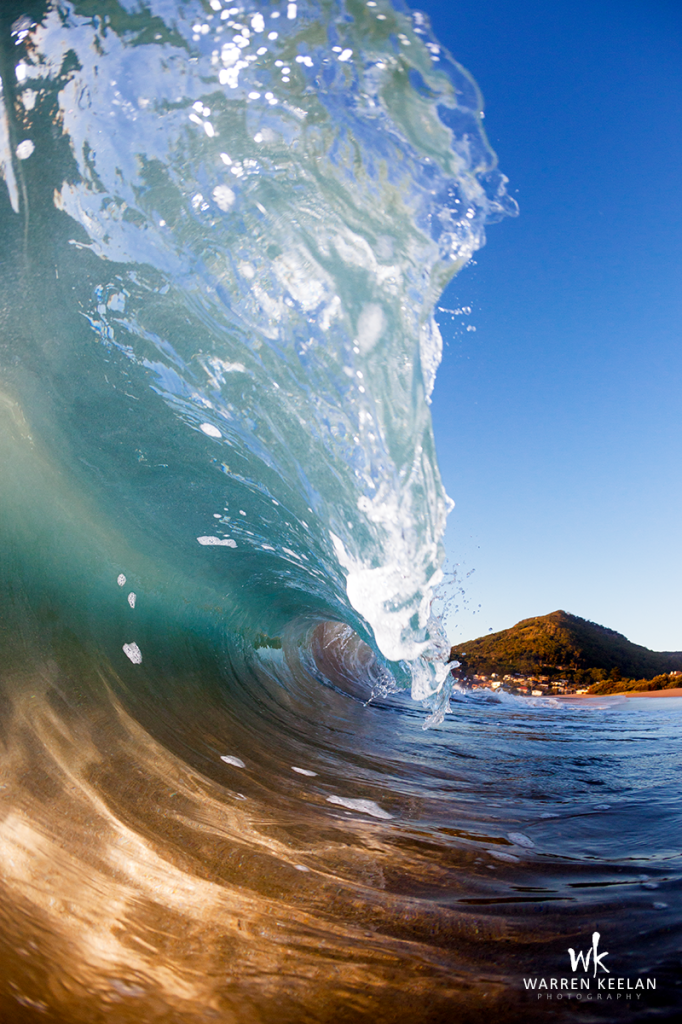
[{"x1": 0, "y1": 2, "x2": 680, "y2": 1022}]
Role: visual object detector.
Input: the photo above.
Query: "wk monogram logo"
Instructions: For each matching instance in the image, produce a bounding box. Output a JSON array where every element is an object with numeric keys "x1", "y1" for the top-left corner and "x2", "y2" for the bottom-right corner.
[
  {"x1": 524, "y1": 929, "x2": 655, "y2": 999},
  {"x1": 568, "y1": 932, "x2": 610, "y2": 977}
]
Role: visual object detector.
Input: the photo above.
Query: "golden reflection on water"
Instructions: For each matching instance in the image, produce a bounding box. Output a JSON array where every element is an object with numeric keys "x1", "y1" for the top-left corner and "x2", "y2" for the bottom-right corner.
[{"x1": 0, "y1": 659, "x2": 521, "y2": 1024}]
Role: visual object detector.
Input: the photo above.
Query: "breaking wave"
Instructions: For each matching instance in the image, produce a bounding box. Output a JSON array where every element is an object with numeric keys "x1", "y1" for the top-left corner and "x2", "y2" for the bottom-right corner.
[{"x1": 0, "y1": 4, "x2": 679, "y2": 1023}]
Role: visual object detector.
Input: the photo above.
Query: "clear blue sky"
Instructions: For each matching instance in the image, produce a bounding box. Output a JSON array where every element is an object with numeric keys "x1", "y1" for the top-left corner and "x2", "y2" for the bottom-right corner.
[{"x1": 419, "y1": 0, "x2": 682, "y2": 651}]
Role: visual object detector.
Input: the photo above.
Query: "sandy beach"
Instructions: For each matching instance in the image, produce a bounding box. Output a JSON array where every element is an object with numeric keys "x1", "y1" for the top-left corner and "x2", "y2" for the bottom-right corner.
[
  {"x1": 564, "y1": 688, "x2": 682, "y2": 700},
  {"x1": 615, "y1": 687, "x2": 682, "y2": 698}
]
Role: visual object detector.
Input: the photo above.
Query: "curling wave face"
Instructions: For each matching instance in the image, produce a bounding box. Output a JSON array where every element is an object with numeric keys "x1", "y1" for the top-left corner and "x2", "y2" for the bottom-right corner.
[{"x1": 0, "y1": 0, "x2": 515, "y2": 706}]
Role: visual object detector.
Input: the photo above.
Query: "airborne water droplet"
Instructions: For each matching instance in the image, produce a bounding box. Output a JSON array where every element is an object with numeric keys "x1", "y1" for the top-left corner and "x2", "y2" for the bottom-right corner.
[
  {"x1": 220, "y1": 755, "x2": 246, "y2": 768},
  {"x1": 122, "y1": 642, "x2": 142, "y2": 664}
]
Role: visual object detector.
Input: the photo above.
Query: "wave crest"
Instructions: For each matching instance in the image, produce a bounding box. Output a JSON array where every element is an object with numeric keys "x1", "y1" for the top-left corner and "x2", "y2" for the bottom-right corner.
[{"x1": 1, "y1": 0, "x2": 516, "y2": 702}]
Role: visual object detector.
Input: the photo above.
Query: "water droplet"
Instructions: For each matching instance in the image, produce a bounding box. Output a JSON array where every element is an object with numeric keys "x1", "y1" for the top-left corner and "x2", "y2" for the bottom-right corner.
[
  {"x1": 16, "y1": 140, "x2": 34, "y2": 160},
  {"x1": 220, "y1": 755, "x2": 245, "y2": 768},
  {"x1": 122, "y1": 642, "x2": 142, "y2": 664}
]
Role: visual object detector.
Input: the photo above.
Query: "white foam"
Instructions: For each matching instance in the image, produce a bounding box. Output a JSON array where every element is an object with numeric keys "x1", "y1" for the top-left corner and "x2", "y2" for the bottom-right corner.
[
  {"x1": 200, "y1": 422, "x2": 222, "y2": 438},
  {"x1": 197, "y1": 536, "x2": 237, "y2": 547},
  {"x1": 419, "y1": 317, "x2": 443, "y2": 399},
  {"x1": 202, "y1": 356, "x2": 247, "y2": 386},
  {"x1": 326, "y1": 795, "x2": 392, "y2": 819},
  {"x1": 16, "y1": 139, "x2": 34, "y2": 160},
  {"x1": 117, "y1": 573, "x2": 126, "y2": 586},
  {"x1": 294, "y1": 864, "x2": 309, "y2": 872},
  {"x1": 330, "y1": 531, "x2": 431, "y2": 663},
  {"x1": 212, "y1": 184, "x2": 235, "y2": 211},
  {"x1": 355, "y1": 303, "x2": 385, "y2": 354},
  {"x1": 489, "y1": 850, "x2": 519, "y2": 863},
  {"x1": 122, "y1": 642, "x2": 142, "y2": 664},
  {"x1": 220, "y1": 755, "x2": 245, "y2": 768},
  {"x1": 127, "y1": 592, "x2": 136, "y2": 609},
  {"x1": 273, "y1": 249, "x2": 329, "y2": 311},
  {"x1": 0, "y1": 86, "x2": 19, "y2": 213},
  {"x1": 507, "y1": 832, "x2": 535, "y2": 848},
  {"x1": 291, "y1": 766, "x2": 317, "y2": 777}
]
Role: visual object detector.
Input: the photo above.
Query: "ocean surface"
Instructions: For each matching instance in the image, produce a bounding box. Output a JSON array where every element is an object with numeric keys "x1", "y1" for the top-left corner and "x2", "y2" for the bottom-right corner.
[{"x1": 0, "y1": 1, "x2": 680, "y2": 1021}]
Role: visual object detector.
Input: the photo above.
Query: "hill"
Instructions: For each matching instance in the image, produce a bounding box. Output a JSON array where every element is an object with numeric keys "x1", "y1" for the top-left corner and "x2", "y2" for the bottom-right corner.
[{"x1": 450, "y1": 610, "x2": 682, "y2": 683}]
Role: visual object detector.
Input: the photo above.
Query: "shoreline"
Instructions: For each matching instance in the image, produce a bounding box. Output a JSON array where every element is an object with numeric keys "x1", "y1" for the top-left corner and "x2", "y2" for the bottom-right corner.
[{"x1": 562, "y1": 687, "x2": 682, "y2": 700}]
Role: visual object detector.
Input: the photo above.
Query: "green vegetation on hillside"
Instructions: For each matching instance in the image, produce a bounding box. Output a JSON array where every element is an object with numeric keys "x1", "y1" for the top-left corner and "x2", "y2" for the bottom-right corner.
[
  {"x1": 588, "y1": 673, "x2": 682, "y2": 695},
  {"x1": 451, "y1": 610, "x2": 682, "y2": 687}
]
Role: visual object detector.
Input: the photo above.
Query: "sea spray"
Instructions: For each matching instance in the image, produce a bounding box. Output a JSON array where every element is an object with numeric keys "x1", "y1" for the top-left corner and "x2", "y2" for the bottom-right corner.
[{"x1": 0, "y1": 0, "x2": 516, "y2": 710}]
